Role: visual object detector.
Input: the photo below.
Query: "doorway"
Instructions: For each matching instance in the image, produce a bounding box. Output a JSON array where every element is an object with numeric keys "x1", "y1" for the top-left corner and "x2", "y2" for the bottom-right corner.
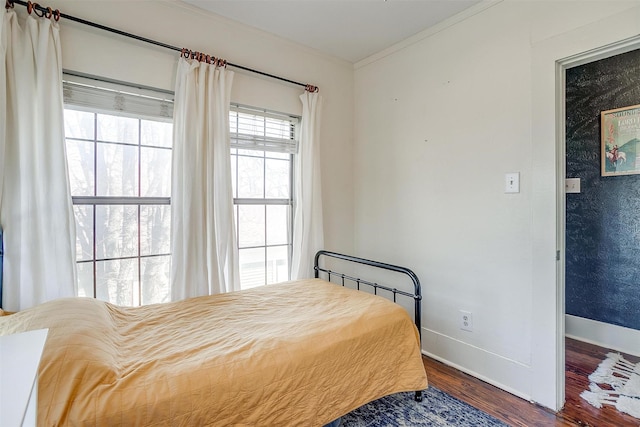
[{"x1": 557, "y1": 34, "x2": 640, "y2": 411}]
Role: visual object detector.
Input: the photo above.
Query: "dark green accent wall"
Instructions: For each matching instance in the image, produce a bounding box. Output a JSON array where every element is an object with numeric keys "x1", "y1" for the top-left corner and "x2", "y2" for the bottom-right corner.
[{"x1": 565, "y1": 48, "x2": 640, "y2": 331}]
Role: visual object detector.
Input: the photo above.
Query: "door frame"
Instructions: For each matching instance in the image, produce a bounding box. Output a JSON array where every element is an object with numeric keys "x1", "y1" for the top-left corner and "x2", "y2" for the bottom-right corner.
[{"x1": 554, "y1": 34, "x2": 640, "y2": 410}]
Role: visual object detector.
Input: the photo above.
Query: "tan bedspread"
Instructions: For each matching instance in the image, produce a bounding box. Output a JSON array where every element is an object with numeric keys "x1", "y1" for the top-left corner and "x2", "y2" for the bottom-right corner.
[{"x1": 0, "y1": 278, "x2": 427, "y2": 426}]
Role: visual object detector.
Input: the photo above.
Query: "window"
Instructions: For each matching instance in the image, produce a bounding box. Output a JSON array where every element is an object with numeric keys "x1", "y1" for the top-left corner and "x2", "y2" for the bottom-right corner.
[
  {"x1": 229, "y1": 105, "x2": 299, "y2": 289},
  {"x1": 63, "y1": 75, "x2": 173, "y2": 306},
  {"x1": 63, "y1": 75, "x2": 297, "y2": 299}
]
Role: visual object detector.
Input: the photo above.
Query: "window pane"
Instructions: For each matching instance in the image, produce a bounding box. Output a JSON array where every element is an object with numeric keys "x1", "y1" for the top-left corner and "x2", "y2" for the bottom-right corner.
[
  {"x1": 77, "y1": 262, "x2": 94, "y2": 298},
  {"x1": 64, "y1": 109, "x2": 94, "y2": 140},
  {"x1": 96, "y1": 258, "x2": 137, "y2": 306},
  {"x1": 230, "y1": 154, "x2": 237, "y2": 198},
  {"x1": 74, "y1": 205, "x2": 93, "y2": 261},
  {"x1": 266, "y1": 205, "x2": 288, "y2": 246},
  {"x1": 97, "y1": 113, "x2": 138, "y2": 144},
  {"x1": 238, "y1": 205, "x2": 265, "y2": 247},
  {"x1": 239, "y1": 247, "x2": 265, "y2": 289},
  {"x1": 141, "y1": 147, "x2": 171, "y2": 197},
  {"x1": 238, "y1": 149, "x2": 261, "y2": 157},
  {"x1": 66, "y1": 139, "x2": 94, "y2": 196},
  {"x1": 140, "y1": 205, "x2": 171, "y2": 256},
  {"x1": 238, "y1": 113, "x2": 264, "y2": 136},
  {"x1": 141, "y1": 120, "x2": 172, "y2": 148},
  {"x1": 229, "y1": 111, "x2": 239, "y2": 134},
  {"x1": 267, "y1": 246, "x2": 289, "y2": 284},
  {"x1": 141, "y1": 255, "x2": 170, "y2": 305},
  {"x1": 96, "y1": 205, "x2": 138, "y2": 259},
  {"x1": 96, "y1": 143, "x2": 139, "y2": 197},
  {"x1": 265, "y1": 151, "x2": 289, "y2": 160},
  {"x1": 237, "y1": 155, "x2": 264, "y2": 198},
  {"x1": 265, "y1": 117, "x2": 291, "y2": 139},
  {"x1": 233, "y1": 204, "x2": 238, "y2": 238},
  {"x1": 265, "y1": 158, "x2": 290, "y2": 198}
]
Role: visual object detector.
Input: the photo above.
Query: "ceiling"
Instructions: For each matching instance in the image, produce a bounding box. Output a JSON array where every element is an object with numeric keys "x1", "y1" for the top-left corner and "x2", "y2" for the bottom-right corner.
[{"x1": 182, "y1": 0, "x2": 482, "y2": 63}]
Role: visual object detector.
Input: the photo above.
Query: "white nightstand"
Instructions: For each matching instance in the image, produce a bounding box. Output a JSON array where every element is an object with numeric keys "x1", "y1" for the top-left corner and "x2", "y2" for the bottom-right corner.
[{"x1": 0, "y1": 329, "x2": 48, "y2": 426}]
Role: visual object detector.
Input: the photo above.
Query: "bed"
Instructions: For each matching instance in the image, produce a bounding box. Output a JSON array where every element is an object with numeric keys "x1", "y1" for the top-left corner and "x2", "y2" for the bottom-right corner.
[{"x1": 0, "y1": 250, "x2": 427, "y2": 426}]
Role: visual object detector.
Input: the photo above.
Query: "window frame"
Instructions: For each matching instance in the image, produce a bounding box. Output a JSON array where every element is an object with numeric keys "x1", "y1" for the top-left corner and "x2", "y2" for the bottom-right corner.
[
  {"x1": 63, "y1": 73, "x2": 174, "y2": 306},
  {"x1": 229, "y1": 104, "x2": 300, "y2": 288}
]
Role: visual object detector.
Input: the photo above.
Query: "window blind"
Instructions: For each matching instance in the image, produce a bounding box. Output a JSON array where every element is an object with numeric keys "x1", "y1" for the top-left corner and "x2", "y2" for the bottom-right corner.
[
  {"x1": 62, "y1": 73, "x2": 300, "y2": 153},
  {"x1": 230, "y1": 104, "x2": 299, "y2": 154},
  {"x1": 62, "y1": 72, "x2": 174, "y2": 121}
]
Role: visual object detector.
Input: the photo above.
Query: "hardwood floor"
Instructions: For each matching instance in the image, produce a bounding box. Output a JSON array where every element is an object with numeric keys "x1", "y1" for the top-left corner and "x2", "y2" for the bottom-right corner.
[{"x1": 423, "y1": 338, "x2": 640, "y2": 426}]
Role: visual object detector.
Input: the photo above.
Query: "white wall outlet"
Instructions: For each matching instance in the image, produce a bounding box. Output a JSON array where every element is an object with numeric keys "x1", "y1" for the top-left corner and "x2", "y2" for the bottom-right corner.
[
  {"x1": 460, "y1": 310, "x2": 473, "y2": 332},
  {"x1": 565, "y1": 177, "x2": 581, "y2": 193},
  {"x1": 505, "y1": 172, "x2": 520, "y2": 193}
]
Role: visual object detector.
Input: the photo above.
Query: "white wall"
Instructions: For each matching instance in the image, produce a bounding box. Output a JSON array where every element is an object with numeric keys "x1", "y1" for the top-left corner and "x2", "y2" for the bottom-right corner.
[
  {"x1": 38, "y1": 0, "x2": 355, "y2": 255},
  {"x1": 354, "y1": 0, "x2": 640, "y2": 410}
]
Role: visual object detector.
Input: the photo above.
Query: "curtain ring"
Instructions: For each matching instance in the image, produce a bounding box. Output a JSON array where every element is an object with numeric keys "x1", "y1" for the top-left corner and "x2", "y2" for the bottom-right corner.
[
  {"x1": 5, "y1": 0, "x2": 14, "y2": 10},
  {"x1": 26, "y1": 1, "x2": 33, "y2": 14},
  {"x1": 45, "y1": 6, "x2": 52, "y2": 19},
  {"x1": 53, "y1": 9, "x2": 60, "y2": 21},
  {"x1": 33, "y1": 3, "x2": 45, "y2": 17}
]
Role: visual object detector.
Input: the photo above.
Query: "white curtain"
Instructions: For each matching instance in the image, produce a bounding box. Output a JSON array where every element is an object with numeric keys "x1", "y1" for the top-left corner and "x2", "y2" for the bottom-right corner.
[
  {"x1": 0, "y1": 11, "x2": 76, "y2": 311},
  {"x1": 0, "y1": 11, "x2": 6, "y2": 210},
  {"x1": 171, "y1": 58, "x2": 239, "y2": 300},
  {"x1": 291, "y1": 91, "x2": 324, "y2": 279}
]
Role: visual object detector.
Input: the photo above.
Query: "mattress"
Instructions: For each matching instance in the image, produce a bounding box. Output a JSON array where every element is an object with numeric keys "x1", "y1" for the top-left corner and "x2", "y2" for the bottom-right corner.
[{"x1": 0, "y1": 278, "x2": 427, "y2": 426}]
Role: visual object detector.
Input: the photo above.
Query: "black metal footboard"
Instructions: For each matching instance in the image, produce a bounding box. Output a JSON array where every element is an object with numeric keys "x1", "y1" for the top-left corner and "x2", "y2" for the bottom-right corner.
[{"x1": 313, "y1": 250, "x2": 424, "y2": 402}]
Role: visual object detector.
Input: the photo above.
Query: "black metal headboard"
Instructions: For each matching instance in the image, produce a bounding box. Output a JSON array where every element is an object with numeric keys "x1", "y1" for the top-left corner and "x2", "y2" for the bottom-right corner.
[{"x1": 313, "y1": 250, "x2": 422, "y2": 340}]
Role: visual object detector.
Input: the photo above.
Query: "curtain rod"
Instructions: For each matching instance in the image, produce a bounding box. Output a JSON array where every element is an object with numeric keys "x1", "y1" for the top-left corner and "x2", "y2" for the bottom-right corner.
[{"x1": 7, "y1": 0, "x2": 319, "y2": 92}]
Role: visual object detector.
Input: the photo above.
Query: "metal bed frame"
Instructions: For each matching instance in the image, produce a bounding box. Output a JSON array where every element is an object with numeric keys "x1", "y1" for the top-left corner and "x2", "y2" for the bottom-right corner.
[{"x1": 313, "y1": 250, "x2": 424, "y2": 401}]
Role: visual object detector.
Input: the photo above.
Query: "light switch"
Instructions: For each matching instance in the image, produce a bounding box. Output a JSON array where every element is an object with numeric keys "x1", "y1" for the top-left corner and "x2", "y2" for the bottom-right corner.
[
  {"x1": 565, "y1": 178, "x2": 580, "y2": 193},
  {"x1": 505, "y1": 172, "x2": 520, "y2": 193}
]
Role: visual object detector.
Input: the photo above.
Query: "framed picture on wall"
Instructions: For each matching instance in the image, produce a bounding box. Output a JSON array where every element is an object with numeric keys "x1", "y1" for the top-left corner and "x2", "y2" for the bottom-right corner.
[{"x1": 601, "y1": 104, "x2": 640, "y2": 176}]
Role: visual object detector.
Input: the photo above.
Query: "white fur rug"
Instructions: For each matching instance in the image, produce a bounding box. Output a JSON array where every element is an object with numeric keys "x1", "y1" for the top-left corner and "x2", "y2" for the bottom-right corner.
[{"x1": 580, "y1": 352, "x2": 640, "y2": 419}]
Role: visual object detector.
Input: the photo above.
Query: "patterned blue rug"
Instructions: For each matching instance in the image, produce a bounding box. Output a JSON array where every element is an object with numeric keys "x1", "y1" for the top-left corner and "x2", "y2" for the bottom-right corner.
[{"x1": 340, "y1": 387, "x2": 509, "y2": 426}]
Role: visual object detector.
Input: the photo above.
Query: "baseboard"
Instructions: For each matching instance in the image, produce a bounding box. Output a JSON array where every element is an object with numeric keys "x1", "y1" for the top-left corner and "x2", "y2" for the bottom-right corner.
[
  {"x1": 421, "y1": 328, "x2": 533, "y2": 403},
  {"x1": 565, "y1": 314, "x2": 640, "y2": 357}
]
